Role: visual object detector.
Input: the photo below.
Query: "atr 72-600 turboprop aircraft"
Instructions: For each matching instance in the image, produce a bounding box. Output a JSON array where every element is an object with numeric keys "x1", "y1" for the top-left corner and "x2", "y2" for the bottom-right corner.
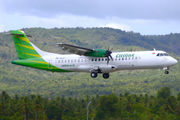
[{"x1": 8, "y1": 30, "x2": 177, "y2": 79}]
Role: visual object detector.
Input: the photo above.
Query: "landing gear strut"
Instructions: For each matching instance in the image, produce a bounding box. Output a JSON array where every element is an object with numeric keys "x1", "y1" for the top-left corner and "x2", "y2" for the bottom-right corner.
[
  {"x1": 165, "y1": 71, "x2": 169, "y2": 74},
  {"x1": 91, "y1": 72, "x2": 98, "y2": 78},
  {"x1": 103, "y1": 73, "x2": 109, "y2": 79}
]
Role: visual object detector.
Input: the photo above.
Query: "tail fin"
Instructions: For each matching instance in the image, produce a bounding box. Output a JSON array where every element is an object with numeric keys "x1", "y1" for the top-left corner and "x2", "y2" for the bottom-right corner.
[{"x1": 10, "y1": 30, "x2": 42, "y2": 59}]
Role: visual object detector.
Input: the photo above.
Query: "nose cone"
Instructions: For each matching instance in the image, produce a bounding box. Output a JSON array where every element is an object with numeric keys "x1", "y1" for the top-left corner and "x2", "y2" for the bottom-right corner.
[{"x1": 171, "y1": 58, "x2": 178, "y2": 66}]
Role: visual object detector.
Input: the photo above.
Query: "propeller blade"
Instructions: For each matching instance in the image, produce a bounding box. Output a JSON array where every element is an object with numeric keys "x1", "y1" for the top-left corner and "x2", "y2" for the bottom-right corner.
[
  {"x1": 105, "y1": 51, "x2": 108, "y2": 57},
  {"x1": 107, "y1": 56, "x2": 110, "y2": 65},
  {"x1": 105, "y1": 46, "x2": 113, "y2": 65},
  {"x1": 110, "y1": 54, "x2": 113, "y2": 61}
]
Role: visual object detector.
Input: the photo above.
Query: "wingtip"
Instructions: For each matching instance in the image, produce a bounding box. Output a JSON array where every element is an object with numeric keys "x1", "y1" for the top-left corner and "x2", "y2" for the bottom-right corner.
[
  {"x1": 3, "y1": 32, "x2": 10, "y2": 35},
  {"x1": 56, "y1": 43, "x2": 63, "y2": 45}
]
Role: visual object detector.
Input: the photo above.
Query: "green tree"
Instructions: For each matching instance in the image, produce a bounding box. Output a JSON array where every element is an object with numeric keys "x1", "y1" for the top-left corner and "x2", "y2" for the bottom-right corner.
[
  {"x1": 46, "y1": 103, "x2": 62, "y2": 120},
  {"x1": 157, "y1": 86, "x2": 171, "y2": 99},
  {"x1": 95, "y1": 93, "x2": 118, "y2": 119}
]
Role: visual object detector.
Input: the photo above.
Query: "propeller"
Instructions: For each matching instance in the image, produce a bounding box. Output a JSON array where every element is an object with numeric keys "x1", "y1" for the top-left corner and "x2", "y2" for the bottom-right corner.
[{"x1": 104, "y1": 47, "x2": 113, "y2": 65}]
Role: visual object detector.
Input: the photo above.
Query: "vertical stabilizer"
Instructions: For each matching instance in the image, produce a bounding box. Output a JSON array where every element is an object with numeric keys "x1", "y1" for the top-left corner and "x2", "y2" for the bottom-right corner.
[{"x1": 10, "y1": 30, "x2": 42, "y2": 59}]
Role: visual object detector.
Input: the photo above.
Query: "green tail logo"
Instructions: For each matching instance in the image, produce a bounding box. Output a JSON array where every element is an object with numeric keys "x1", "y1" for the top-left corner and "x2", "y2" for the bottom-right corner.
[
  {"x1": 10, "y1": 30, "x2": 41, "y2": 59},
  {"x1": 9, "y1": 30, "x2": 71, "y2": 72}
]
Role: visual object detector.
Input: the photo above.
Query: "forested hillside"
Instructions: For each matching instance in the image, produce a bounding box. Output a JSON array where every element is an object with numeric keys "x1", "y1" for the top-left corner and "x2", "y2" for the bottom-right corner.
[
  {"x1": 0, "y1": 27, "x2": 180, "y2": 98},
  {"x1": 0, "y1": 87, "x2": 180, "y2": 119}
]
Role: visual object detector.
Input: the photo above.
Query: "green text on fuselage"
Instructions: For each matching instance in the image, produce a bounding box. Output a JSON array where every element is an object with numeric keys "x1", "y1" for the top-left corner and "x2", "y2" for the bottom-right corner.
[
  {"x1": 116, "y1": 54, "x2": 135, "y2": 58},
  {"x1": 61, "y1": 64, "x2": 75, "y2": 67}
]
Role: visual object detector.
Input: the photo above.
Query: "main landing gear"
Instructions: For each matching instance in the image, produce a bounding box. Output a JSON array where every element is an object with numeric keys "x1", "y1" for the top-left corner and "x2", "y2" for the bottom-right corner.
[
  {"x1": 103, "y1": 73, "x2": 109, "y2": 79},
  {"x1": 91, "y1": 72, "x2": 98, "y2": 78},
  {"x1": 90, "y1": 72, "x2": 110, "y2": 79}
]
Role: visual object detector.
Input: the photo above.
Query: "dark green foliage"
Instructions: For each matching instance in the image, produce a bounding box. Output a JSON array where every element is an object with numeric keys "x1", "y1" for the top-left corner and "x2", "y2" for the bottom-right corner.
[
  {"x1": 157, "y1": 86, "x2": 171, "y2": 99},
  {"x1": 0, "y1": 88, "x2": 179, "y2": 119},
  {"x1": 95, "y1": 93, "x2": 118, "y2": 119},
  {"x1": 45, "y1": 103, "x2": 62, "y2": 120}
]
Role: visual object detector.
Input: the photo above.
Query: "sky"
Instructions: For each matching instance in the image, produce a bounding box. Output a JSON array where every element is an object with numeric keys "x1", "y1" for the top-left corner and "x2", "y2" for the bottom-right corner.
[{"x1": 0, "y1": 0, "x2": 180, "y2": 35}]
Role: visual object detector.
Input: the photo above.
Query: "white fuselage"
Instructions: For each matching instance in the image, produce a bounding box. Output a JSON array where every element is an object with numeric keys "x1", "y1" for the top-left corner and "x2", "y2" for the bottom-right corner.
[{"x1": 42, "y1": 50, "x2": 178, "y2": 73}]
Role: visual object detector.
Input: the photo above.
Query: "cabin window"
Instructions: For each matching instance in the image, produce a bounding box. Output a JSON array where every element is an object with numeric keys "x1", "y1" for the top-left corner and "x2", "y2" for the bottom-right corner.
[
  {"x1": 95, "y1": 59, "x2": 97, "y2": 61},
  {"x1": 58, "y1": 60, "x2": 60, "y2": 63},
  {"x1": 157, "y1": 53, "x2": 159, "y2": 56},
  {"x1": 160, "y1": 53, "x2": 163, "y2": 56},
  {"x1": 125, "y1": 57, "x2": 127, "y2": 60},
  {"x1": 102, "y1": 58, "x2": 104, "y2": 61},
  {"x1": 98, "y1": 58, "x2": 101, "y2": 61},
  {"x1": 122, "y1": 58, "x2": 124, "y2": 60},
  {"x1": 115, "y1": 58, "x2": 117, "y2": 61},
  {"x1": 81, "y1": 59, "x2": 83, "y2": 62},
  {"x1": 92, "y1": 59, "x2": 94, "y2": 61},
  {"x1": 119, "y1": 58, "x2": 121, "y2": 60},
  {"x1": 55, "y1": 60, "x2": 57, "y2": 63},
  {"x1": 74, "y1": 59, "x2": 76, "y2": 62},
  {"x1": 68, "y1": 60, "x2": 70, "y2": 63},
  {"x1": 132, "y1": 57, "x2": 134, "y2": 60},
  {"x1": 65, "y1": 60, "x2": 66, "y2": 63},
  {"x1": 61, "y1": 60, "x2": 63, "y2": 63},
  {"x1": 71, "y1": 59, "x2": 73, "y2": 62},
  {"x1": 129, "y1": 57, "x2": 130, "y2": 60},
  {"x1": 105, "y1": 59, "x2": 107, "y2": 61},
  {"x1": 78, "y1": 59, "x2": 80, "y2": 62}
]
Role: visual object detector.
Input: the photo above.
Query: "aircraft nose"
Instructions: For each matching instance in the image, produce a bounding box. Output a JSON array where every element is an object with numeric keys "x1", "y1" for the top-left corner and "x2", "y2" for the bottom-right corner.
[{"x1": 171, "y1": 58, "x2": 178, "y2": 65}]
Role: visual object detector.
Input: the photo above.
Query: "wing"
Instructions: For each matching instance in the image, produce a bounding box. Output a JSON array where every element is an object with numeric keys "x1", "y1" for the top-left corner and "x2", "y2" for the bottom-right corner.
[
  {"x1": 57, "y1": 43, "x2": 113, "y2": 64},
  {"x1": 57, "y1": 43, "x2": 94, "y2": 55}
]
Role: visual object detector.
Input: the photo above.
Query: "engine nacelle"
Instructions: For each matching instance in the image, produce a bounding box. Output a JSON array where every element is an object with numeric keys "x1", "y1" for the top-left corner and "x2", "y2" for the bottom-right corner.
[{"x1": 84, "y1": 49, "x2": 107, "y2": 57}]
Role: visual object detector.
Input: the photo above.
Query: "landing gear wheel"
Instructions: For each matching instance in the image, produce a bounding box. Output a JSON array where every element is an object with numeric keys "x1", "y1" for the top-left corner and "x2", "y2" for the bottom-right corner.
[
  {"x1": 165, "y1": 71, "x2": 169, "y2": 74},
  {"x1": 103, "y1": 73, "x2": 109, "y2": 79},
  {"x1": 91, "y1": 72, "x2": 98, "y2": 78}
]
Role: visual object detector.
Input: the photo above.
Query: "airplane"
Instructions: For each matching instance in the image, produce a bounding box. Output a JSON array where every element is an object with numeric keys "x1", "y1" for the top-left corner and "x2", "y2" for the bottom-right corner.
[{"x1": 7, "y1": 30, "x2": 178, "y2": 79}]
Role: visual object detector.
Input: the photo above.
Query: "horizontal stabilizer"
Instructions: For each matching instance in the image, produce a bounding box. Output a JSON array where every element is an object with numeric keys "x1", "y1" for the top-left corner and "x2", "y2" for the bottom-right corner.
[{"x1": 6, "y1": 33, "x2": 32, "y2": 37}]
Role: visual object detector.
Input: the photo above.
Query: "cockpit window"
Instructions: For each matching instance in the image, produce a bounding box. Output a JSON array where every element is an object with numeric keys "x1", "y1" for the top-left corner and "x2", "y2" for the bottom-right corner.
[
  {"x1": 156, "y1": 53, "x2": 169, "y2": 56},
  {"x1": 164, "y1": 53, "x2": 169, "y2": 56}
]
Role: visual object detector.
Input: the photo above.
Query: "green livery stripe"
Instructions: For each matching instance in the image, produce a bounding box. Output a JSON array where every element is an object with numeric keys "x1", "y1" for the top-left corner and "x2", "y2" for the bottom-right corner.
[
  {"x1": 25, "y1": 53, "x2": 41, "y2": 57},
  {"x1": 17, "y1": 44, "x2": 35, "y2": 50},
  {"x1": 11, "y1": 57, "x2": 72, "y2": 72},
  {"x1": 29, "y1": 60, "x2": 48, "y2": 64},
  {"x1": 16, "y1": 36, "x2": 30, "y2": 43}
]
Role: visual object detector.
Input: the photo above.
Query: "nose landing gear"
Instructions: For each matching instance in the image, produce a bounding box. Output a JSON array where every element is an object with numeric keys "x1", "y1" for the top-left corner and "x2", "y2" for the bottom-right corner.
[
  {"x1": 165, "y1": 71, "x2": 169, "y2": 74},
  {"x1": 163, "y1": 67, "x2": 169, "y2": 74}
]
